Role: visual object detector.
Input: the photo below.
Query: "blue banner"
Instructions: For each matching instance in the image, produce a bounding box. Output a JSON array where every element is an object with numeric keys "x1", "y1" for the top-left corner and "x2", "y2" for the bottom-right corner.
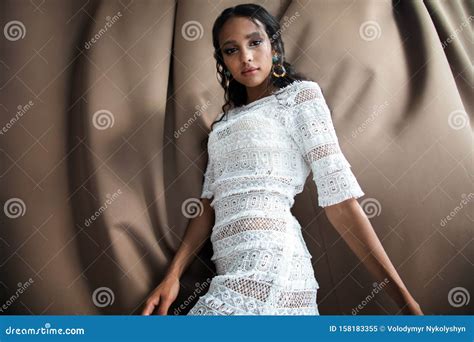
[{"x1": 0, "y1": 315, "x2": 472, "y2": 342}]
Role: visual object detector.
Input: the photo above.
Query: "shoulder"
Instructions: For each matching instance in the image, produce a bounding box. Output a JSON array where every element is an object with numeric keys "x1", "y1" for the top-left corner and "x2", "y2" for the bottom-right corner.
[
  {"x1": 275, "y1": 80, "x2": 324, "y2": 108},
  {"x1": 275, "y1": 80, "x2": 332, "y2": 128}
]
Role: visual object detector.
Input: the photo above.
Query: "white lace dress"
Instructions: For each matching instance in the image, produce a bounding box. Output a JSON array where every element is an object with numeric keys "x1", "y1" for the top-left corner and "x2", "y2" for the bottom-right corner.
[{"x1": 187, "y1": 80, "x2": 364, "y2": 315}]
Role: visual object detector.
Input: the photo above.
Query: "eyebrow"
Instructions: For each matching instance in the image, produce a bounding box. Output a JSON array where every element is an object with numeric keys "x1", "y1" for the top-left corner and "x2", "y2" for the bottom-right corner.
[{"x1": 221, "y1": 31, "x2": 262, "y2": 48}]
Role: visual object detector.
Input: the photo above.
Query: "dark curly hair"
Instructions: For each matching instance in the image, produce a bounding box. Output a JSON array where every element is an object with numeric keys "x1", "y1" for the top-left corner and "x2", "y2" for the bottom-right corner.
[{"x1": 210, "y1": 3, "x2": 313, "y2": 131}]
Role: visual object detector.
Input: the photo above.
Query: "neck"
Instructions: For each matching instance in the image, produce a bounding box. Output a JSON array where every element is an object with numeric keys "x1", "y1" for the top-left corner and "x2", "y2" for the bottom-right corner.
[{"x1": 245, "y1": 78, "x2": 277, "y2": 105}]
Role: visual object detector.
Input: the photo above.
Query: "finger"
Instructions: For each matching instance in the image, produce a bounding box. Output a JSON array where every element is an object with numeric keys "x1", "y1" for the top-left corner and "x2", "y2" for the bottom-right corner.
[
  {"x1": 142, "y1": 297, "x2": 159, "y2": 316},
  {"x1": 157, "y1": 298, "x2": 172, "y2": 315}
]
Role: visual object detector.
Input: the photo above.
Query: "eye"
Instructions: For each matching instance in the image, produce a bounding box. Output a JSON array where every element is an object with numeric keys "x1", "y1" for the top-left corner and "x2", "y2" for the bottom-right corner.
[
  {"x1": 222, "y1": 40, "x2": 263, "y2": 55},
  {"x1": 223, "y1": 48, "x2": 237, "y2": 55}
]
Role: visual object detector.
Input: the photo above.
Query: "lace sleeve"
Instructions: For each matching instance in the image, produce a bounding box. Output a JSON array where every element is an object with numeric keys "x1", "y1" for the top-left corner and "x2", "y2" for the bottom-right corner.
[
  {"x1": 284, "y1": 81, "x2": 364, "y2": 207},
  {"x1": 200, "y1": 157, "x2": 214, "y2": 200}
]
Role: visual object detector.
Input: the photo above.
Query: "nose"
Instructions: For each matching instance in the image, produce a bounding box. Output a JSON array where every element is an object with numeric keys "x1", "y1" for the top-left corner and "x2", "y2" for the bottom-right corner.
[{"x1": 240, "y1": 47, "x2": 253, "y2": 63}]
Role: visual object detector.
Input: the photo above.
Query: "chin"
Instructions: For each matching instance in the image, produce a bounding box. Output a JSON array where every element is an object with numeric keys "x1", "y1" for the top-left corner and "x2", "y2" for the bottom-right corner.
[{"x1": 237, "y1": 76, "x2": 267, "y2": 88}]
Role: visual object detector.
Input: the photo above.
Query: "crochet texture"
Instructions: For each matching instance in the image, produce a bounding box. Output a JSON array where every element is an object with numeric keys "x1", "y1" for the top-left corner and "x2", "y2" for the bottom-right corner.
[{"x1": 187, "y1": 80, "x2": 364, "y2": 315}]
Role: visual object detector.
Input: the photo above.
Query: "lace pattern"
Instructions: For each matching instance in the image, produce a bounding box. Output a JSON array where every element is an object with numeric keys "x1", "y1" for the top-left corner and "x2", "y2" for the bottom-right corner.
[
  {"x1": 190, "y1": 80, "x2": 364, "y2": 315},
  {"x1": 277, "y1": 81, "x2": 365, "y2": 207}
]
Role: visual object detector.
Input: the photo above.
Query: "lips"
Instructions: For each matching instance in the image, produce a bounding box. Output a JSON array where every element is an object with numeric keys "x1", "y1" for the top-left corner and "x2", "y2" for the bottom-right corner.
[{"x1": 242, "y1": 67, "x2": 259, "y2": 74}]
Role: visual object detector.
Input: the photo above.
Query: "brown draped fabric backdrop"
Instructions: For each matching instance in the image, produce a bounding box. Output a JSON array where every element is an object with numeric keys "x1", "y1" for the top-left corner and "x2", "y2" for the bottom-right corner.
[{"x1": 0, "y1": 0, "x2": 472, "y2": 315}]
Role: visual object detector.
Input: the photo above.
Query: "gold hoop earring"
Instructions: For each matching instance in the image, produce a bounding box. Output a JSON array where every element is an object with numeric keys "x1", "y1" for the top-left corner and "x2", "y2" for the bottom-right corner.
[{"x1": 272, "y1": 63, "x2": 287, "y2": 78}]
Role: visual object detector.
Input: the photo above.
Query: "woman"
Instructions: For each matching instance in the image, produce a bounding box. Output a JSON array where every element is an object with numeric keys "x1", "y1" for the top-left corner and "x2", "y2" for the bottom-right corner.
[{"x1": 142, "y1": 3, "x2": 423, "y2": 316}]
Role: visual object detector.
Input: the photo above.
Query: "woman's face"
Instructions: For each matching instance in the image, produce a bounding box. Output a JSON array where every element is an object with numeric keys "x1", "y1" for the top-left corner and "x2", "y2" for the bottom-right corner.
[{"x1": 218, "y1": 17, "x2": 274, "y2": 88}]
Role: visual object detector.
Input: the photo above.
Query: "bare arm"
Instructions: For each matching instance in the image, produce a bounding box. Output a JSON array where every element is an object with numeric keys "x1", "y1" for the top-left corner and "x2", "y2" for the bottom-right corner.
[
  {"x1": 324, "y1": 198, "x2": 423, "y2": 315},
  {"x1": 165, "y1": 198, "x2": 215, "y2": 281},
  {"x1": 141, "y1": 198, "x2": 214, "y2": 315}
]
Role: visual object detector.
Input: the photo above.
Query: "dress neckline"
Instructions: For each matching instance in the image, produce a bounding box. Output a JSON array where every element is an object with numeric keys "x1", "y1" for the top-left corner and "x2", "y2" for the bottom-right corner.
[
  {"x1": 233, "y1": 91, "x2": 275, "y2": 112},
  {"x1": 231, "y1": 80, "x2": 306, "y2": 113}
]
